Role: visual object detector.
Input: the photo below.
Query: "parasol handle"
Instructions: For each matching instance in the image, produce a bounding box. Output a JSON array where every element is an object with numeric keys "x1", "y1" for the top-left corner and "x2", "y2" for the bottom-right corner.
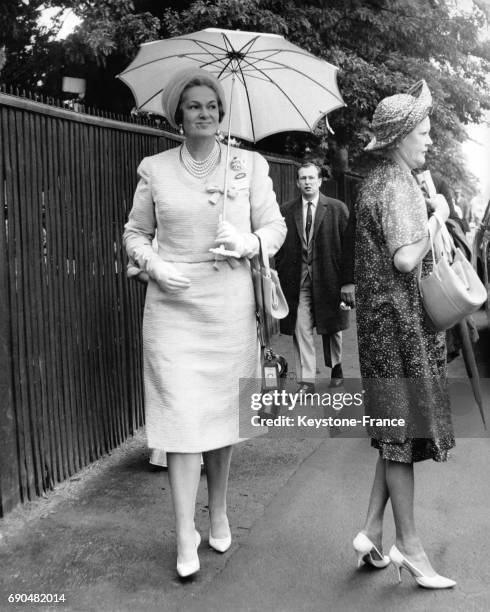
[
  {"x1": 221, "y1": 72, "x2": 236, "y2": 221},
  {"x1": 209, "y1": 71, "x2": 240, "y2": 266}
]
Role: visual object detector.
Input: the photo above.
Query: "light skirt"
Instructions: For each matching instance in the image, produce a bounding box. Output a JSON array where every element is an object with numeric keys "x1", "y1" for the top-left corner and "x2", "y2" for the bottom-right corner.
[{"x1": 143, "y1": 258, "x2": 259, "y2": 452}]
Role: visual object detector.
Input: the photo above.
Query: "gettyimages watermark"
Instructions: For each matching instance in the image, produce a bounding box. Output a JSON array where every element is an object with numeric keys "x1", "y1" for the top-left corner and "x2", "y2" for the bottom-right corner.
[{"x1": 238, "y1": 378, "x2": 490, "y2": 439}]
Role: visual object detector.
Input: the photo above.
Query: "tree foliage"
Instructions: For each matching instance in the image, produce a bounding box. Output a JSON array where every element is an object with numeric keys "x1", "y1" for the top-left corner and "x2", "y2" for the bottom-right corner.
[
  {"x1": 0, "y1": 0, "x2": 65, "y2": 88},
  {"x1": 164, "y1": 0, "x2": 490, "y2": 197},
  {"x1": 1, "y1": 0, "x2": 489, "y2": 197}
]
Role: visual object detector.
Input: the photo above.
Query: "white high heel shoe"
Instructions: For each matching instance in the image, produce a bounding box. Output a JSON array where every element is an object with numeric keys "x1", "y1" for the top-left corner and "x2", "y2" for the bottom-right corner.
[
  {"x1": 353, "y1": 532, "x2": 390, "y2": 569},
  {"x1": 389, "y1": 545, "x2": 456, "y2": 589},
  {"x1": 209, "y1": 527, "x2": 232, "y2": 553},
  {"x1": 176, "y1": 530, "x2": 201, "y2": 578}
]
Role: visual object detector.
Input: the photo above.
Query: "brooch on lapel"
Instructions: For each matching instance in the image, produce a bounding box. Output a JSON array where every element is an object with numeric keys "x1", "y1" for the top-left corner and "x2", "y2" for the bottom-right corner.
[{"x1": 230, "y1": 156, "x2": 246, "y2": 172}]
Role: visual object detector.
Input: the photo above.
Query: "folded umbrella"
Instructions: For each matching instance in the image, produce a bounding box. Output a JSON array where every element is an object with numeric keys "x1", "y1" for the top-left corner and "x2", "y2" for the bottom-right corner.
[{"x1": 457, "y1": 317, "x2": 487, "y2": 429}]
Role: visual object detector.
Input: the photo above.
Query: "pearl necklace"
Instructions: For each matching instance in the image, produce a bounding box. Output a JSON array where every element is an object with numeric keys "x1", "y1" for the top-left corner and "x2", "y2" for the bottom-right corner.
[{"x1": 180, "y1": 141, "x2": 220, "y2": 178}]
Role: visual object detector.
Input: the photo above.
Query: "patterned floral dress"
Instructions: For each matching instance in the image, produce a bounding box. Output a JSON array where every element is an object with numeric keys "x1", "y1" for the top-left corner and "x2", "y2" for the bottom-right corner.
[{"x1": 355, "y1": 158, "x2": 455, "y2": 463}]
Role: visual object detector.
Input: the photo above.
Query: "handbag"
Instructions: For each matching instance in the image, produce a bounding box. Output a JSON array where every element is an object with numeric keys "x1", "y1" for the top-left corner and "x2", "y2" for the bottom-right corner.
[
  {"x1": 251, "y1": 236, "x2": 289, "y2": 417},
  {"x1": 251, "y1": 236, "x2": 289, "y2": 320},
  {"x1": 418, "y1": 214, "x2": 487, "y2": 331}
]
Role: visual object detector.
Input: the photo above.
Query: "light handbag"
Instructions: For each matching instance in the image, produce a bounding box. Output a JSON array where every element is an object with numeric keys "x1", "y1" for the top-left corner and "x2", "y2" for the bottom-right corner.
[
  {"x1": 251, "y1": 236, "x2": 288, "y2": 417},
  {"x1": 251, "y1": 235, "x2": 289, "y2": 321},
  {"x1": 418, "y1": 214, "x2": 487, "y2": 331}
]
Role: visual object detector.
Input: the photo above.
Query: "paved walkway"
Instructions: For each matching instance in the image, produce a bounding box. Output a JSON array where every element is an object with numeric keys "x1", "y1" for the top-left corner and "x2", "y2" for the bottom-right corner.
[{"x1": 0, "y1": 313, "x2": 488, "y2": 612}]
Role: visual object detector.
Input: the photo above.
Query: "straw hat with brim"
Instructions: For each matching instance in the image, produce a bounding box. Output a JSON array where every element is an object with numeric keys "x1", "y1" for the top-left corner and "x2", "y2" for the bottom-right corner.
[
  {"x1": 161, "y1": 67, "x2": 227, "y2": 130},
  {"x1": 364, "y1": 80, "x2": 432, "y2": 152}
]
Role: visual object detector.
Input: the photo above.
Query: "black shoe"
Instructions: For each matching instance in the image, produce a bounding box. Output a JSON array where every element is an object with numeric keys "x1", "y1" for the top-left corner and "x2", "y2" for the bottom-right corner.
[
  {"x1": 329, "y1": 365, "x2": 344, "y2": 388},
  {"x1": 297, "y1": 381, "x2": 315, "y2": 394}
]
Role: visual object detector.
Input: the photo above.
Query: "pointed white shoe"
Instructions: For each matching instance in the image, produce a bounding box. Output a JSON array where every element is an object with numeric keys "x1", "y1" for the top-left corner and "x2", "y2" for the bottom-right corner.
[
  {"x1": 176, "y1": 530, "x2": 201, "y2": 578},
  {"x1": 209, "y1": 528, "x2": 232, "y2": 553},
  {"x1": 353, "y1": 532, "x2": 390, "y2": 569},
  {"x1": 389, "y1": 545, "x2": 456, "y2": 589}
]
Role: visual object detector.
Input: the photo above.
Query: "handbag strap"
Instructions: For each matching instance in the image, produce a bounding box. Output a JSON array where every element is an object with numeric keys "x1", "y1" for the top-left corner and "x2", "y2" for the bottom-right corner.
[
  {"x1": 418, "y1": 215, "x2": 438, "y2": 288},
  {"x1": 259, "y1": 237, "x2": 280, "y2": 310},
  {"x1": 253, "y1": 234, "x2": 272, "y2": 347},
  {"x1": 432, "y1": 212, "x2": 456, "y2": 258},
  {"x1": 418, "y1": 212, "x2": 454, "y2": 288},
  {"x1": 257, "y1": 234, "x2": 271, "y2": 277},
  {"x1": 250, "y1": 234, "x2": 268, "y2": 272}
]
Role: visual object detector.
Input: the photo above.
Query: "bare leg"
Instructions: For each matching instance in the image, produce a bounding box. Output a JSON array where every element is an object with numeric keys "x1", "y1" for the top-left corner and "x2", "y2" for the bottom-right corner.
[
  {"x1": 167, "y1": 452, "x2": 202, "y2": 564},
  {"x1": 362, "y1": 456, "x2": 389, "y2": 556},
  {"x1": 385, "y1": 460, "x2": 436, "y2": 575},
  {"x1": 203, "y1": 445, "x2": 233, "y2": 539}
]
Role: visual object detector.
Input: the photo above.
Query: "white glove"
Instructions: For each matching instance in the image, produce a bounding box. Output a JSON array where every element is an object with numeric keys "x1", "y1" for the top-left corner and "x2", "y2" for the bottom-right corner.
[
  {"x1": 214, "y1": 219, "x2": 258, "y2": 258},
  {"x1": 147, "y1": 258, "x2": 191, "y2": 293}
]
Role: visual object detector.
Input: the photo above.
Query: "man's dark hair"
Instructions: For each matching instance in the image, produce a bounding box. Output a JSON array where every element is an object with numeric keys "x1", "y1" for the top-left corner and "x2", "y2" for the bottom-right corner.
[{"x1": 296, "y1": 162, "x2": 322, "y2": 179}]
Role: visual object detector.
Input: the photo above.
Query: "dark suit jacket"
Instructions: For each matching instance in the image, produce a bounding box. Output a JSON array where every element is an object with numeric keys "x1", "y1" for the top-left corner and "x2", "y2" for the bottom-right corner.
[{"x1": 275, "y1": 192, "x2": 354, "y2": 335}]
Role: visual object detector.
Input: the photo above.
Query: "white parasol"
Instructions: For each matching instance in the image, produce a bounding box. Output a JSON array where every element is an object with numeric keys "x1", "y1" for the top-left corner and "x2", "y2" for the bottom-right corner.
[{"x1": 119, "y1": 28, "x2": 345, "y2": 256}]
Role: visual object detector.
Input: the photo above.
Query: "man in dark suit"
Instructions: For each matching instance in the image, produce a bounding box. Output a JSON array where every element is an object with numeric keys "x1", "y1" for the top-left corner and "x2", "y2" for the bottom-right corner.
[{"x1": 275, "y1": 162, "x2": 355, "y2": 391}]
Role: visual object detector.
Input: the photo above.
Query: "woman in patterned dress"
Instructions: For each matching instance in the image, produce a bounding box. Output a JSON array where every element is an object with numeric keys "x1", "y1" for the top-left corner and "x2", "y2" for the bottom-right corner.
[
  {"x1": 352, "y1": 81, "x2": 456, "y2": 588},
  {"x1": 123, "y1": 68, "x2": 286, "y2": 578}
]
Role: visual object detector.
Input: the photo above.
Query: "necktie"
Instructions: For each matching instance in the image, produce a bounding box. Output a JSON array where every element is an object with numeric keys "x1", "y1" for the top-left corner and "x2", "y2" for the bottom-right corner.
[{"x1": 305, "y1": 201, "x2": 313, "y2": 243}]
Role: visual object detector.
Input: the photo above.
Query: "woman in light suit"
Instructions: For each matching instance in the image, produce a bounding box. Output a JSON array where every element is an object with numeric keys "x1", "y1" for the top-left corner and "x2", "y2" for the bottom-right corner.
[{"x1": 124, "y1": 67, "x2": 286, "y2": 578}]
